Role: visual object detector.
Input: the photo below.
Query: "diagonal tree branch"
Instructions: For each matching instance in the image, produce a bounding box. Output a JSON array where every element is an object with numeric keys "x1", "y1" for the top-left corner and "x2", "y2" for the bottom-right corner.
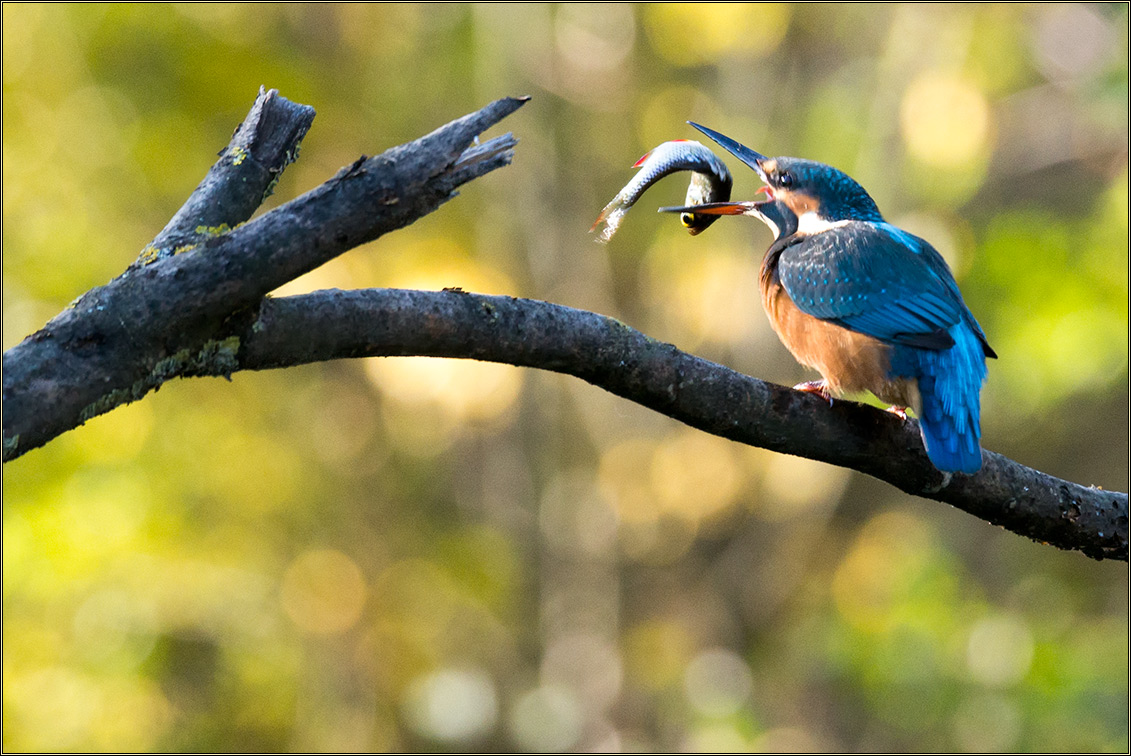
[
  {"x1": 2, "y1": 89, "x2": 1125, "y2": 564},
  {"x1": 205, "y1": 288, "x2": 1123, "y2": 562},
  {"x1": 2, "y1": 93, "x2": 527, "y2": 460}
]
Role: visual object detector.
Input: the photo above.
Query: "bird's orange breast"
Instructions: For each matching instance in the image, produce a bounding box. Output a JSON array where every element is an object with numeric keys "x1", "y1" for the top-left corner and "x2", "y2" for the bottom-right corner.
[{"x1": 759, "y1": 261, "x2": 919, "y2": 410}]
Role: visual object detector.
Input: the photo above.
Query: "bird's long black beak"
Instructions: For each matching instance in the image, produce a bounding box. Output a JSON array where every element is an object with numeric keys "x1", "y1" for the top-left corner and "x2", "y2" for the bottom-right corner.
[{"x1": 687, "y1": 122, "x2": 769, "y2": 183}]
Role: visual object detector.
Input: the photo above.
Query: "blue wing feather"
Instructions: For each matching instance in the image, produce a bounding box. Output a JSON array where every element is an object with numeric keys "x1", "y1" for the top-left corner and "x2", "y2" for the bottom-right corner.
[{"x1": 776, "y1": 222, "x2": 969, "y2": 349}]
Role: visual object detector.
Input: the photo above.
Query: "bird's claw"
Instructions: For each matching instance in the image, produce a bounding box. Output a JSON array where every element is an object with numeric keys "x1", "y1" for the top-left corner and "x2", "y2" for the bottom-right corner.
[
  {"x1": 793, "y1": 380, "x2": 834, "y2": 407},
  {"x1": 885, "y1": 405, "x2": 909, "y2": 420}
]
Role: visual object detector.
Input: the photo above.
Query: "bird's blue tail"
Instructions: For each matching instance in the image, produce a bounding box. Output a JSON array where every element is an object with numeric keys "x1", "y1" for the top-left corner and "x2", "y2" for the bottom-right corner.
[{"x1": 905, "y1": 324, "x2": 988, "y2": 474}]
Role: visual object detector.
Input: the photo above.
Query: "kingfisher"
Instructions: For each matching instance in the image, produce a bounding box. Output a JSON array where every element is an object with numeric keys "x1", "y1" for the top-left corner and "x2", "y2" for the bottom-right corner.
[{"x1": 661, "y1": 123, "x2": 996, "y2": 474}]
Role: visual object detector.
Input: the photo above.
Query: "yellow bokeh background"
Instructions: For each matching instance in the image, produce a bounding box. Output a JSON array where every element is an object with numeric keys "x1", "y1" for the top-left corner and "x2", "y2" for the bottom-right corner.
[{"x1": 3, "y1": 3, "x2": 1126, "y2": 752}]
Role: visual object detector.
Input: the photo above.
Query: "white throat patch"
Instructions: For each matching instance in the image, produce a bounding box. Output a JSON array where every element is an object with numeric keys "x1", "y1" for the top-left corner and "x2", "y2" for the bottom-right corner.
[{"x1": 797, "y1": 211, "x2": 850, "y2": 235}]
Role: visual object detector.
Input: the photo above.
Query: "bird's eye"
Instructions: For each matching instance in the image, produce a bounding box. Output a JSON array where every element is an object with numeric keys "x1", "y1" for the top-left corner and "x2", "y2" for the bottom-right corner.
[{"x1": 779, "y1": 172, "x2": 794, "y2": 188}]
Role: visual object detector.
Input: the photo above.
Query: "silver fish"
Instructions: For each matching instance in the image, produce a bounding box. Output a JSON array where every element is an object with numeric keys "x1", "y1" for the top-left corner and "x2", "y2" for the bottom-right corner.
[{"x1": 591, "y1": 139, "x2": 733, "y2": 243}]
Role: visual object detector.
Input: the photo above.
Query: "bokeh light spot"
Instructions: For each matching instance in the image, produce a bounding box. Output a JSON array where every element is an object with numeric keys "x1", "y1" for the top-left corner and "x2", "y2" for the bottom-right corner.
[
  {"x1": 542, "y1": 633, "x2": 624, "y2": 714},
  {"x1": 900, "y1": 72, "x2": 991, "y2": 167},
  {"x1": 403, "y1": 667, "x2": 498, "y2": 743},
  {"x1": 645, "y1": 4, "x2": 790, "y2": 66},
  {"x1": 966, "y1": 614, "x2": 1035, "y2": 686},
  {"x1": 7, "y1": 667, "x2": 100, "y2": 749},
  {"x1": 366, "y1": 357, "x2": 522, "y2": 425},
  {"x1": 650, "y1": 430, "x2": 743, "y2": 521},
  {"x1": 682, "y1": 647, "x2": 753, "y2": 716},
  {"x1": 280, "y1": 549, "x2": 367, "y2": 636},
  {"x1": 683, "y1": 722, "x2": 751, "y2": 753},
  {"x1": 72, "y1": 588, "x2": 158, "y2": 668},
  {"x1": 758, "y1": 454, "x2": 851, "y2": 521},
  {"x1": 554, "y1": 4, "x2": 636, "y2": 73},
  {"x1": 645, "y1": 237, "x2": 763, "y2": 351},
  {"x1": 508, "y1": 685, "x2": 584, "y2": 753}
]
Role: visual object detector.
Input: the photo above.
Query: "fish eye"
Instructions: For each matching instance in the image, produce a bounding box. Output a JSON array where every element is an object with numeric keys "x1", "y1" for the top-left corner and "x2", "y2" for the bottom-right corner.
[
  {"x1": 680, "y1": 212, "x2": 695, "y2": 228},
  {"x1": 778, "y1": 172, "x2": 794, "y2": 188}
]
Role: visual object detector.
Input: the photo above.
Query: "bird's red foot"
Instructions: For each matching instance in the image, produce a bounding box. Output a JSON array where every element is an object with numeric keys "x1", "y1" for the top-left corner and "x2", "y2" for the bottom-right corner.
[
  {"x1": 885, "y1": 405, "x2": 909, "y2": 420},
  {"x1": 793, "y1": 380, "x2": 833, "y2": 407}
]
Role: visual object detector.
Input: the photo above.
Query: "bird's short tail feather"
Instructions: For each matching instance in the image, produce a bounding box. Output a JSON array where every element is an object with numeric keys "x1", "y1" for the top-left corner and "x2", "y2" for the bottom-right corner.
[{"x1": 913, "y1": 324, "x2": 987, "y2": 474}]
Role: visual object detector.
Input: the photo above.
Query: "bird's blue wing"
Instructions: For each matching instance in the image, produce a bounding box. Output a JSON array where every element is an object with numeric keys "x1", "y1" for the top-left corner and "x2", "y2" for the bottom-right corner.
[{"x1": 776, "y1": 222, "x2": 968, "y2": 350}]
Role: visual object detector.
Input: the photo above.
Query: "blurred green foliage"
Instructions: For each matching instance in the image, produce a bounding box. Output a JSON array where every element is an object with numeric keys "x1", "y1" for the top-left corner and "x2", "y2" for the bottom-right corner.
[{"x1": 3, "y1": 3, "x2": 1127, "y2": 752}]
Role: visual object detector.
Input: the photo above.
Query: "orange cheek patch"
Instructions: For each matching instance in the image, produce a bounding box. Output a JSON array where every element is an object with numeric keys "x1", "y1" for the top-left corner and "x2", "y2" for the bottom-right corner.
[{"x1": 777, "y1": 190, "x2": 819, "y2": 217}]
